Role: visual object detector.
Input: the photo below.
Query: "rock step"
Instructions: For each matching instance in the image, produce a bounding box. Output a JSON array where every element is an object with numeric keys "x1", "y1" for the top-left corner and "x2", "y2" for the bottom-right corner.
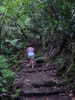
[
  {"x1": 19, "y1": 86, "x2": 65, "y2": 97},
  {"x1": 18, "y1": 67, "x2": 56, "y2": 74},
  {"x1": 19, "y1": 95, "x2": 70, "y2": 100}
]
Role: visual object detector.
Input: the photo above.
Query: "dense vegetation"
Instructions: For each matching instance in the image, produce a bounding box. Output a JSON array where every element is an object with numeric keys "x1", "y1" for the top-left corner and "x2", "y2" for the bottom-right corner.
[{"x1": 0, "y1": 0, "x2": 75, "y2": 99}]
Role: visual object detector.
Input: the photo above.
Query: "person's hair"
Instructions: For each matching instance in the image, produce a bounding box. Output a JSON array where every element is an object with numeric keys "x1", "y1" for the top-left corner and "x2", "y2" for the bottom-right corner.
[{"x1": 28, "y1": 44, "x2": 33, "y2": 47}]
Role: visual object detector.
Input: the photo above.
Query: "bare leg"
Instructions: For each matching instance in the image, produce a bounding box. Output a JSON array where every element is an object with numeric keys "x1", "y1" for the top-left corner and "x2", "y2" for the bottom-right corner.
[{"x1": 31, "y1": 59, "x2": 34, "y2": 68}]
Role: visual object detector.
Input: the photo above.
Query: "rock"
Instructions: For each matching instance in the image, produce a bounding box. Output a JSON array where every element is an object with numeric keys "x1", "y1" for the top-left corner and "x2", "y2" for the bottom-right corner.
[
  {"x1": 19, "y1": 87, "x2": 65, "y2": 96},
  {"x1": 35, "y1": 57, "x2": 47, "y2": 63},
  {"x1": 32, "y1": 80, "x2": 57, "y2": 88}
]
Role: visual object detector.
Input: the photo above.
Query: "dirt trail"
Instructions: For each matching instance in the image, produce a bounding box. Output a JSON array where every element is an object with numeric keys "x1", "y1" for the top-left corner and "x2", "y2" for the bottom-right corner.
[{"x1": 14, "y1": 55, "x2": 71, "y2": 100}]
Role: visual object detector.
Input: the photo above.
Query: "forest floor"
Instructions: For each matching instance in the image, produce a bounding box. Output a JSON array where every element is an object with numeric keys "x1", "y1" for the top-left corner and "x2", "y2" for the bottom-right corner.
[{"x1": 12, "y1": 49, "x2": 74, "y2": 100}]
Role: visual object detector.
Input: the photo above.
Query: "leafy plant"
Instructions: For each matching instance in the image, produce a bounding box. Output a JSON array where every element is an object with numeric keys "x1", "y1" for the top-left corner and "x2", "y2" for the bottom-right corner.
[
  {"x1": 0, "y1": 55, "x2": 16, "y2": 94},
  {"x1": 67, "y1": 62, "x2": 75, "y2": 81},
  {"x1": 0, "y1": 55, "x2": 8, "y2": 69}
]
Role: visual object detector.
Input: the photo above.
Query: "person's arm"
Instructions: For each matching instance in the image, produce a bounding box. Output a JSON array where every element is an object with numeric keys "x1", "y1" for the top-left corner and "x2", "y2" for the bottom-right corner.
[
  {"x1": 33, "y1": 48, "x2": 35, "y2": 53},
  {"x1": 26, "y1": 48, "x2": 28, "y2": 57},
  {"x1": 27, "y1": 48, "x2": 28, "y2": 53},
  {"x1": 34, "y1": 48, "x2": 35, "y2": 52}
]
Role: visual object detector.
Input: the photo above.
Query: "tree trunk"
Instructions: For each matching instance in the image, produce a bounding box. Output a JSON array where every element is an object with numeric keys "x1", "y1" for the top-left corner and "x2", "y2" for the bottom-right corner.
[{"x1": 40, "y1": 35, "x2": 46, "y2": 50}]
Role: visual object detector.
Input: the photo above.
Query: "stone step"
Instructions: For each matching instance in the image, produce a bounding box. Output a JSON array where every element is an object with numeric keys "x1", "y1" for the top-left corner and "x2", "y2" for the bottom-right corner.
[
  {"x1": 19, "y1": 86, "x2": 65, "y2": 96},
  {"x1": 20, "y1": 95, "x2": 70, "y2": 100}
]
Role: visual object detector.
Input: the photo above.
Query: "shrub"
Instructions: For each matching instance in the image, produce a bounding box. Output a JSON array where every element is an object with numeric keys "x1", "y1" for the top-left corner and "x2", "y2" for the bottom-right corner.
[{"x1": 0, "y1": 55, "x2": 16, "y2": 94}]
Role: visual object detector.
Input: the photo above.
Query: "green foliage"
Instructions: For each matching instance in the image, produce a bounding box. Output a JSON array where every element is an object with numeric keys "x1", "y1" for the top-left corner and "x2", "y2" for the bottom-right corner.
[
  {"x1": 0, "y1": 55, "x2": 16, "y2": 94},
  {"x1": 67, "y1": 62, "x2": 75, "y2": 74},
  {"x1": 12, "y1": 88, "x2": 21, "y2": 98},
  {"x1": 5, "y1": 39, "x2": 20, "y2": 46},
  {"x1": 0, "y1": 55, "x2": 8, "y2": 68},
  {"x1": 2, "y1": 69, "x2": 15, "y2": 83},
  {"x1": 66, "y1": 61, "x2": 75, "y2": 89},
  {"x1": 0, "y1": 0, "x2": 75, "y2": 54},
  {"x1": 66, "y1": 42, "x2": 75, "y2": 82}
]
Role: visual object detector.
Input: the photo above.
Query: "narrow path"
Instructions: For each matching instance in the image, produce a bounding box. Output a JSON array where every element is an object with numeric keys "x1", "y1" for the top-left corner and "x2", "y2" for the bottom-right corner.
[{"x1": 14, "y1": 56, "x2": 70, "y2": 100}]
